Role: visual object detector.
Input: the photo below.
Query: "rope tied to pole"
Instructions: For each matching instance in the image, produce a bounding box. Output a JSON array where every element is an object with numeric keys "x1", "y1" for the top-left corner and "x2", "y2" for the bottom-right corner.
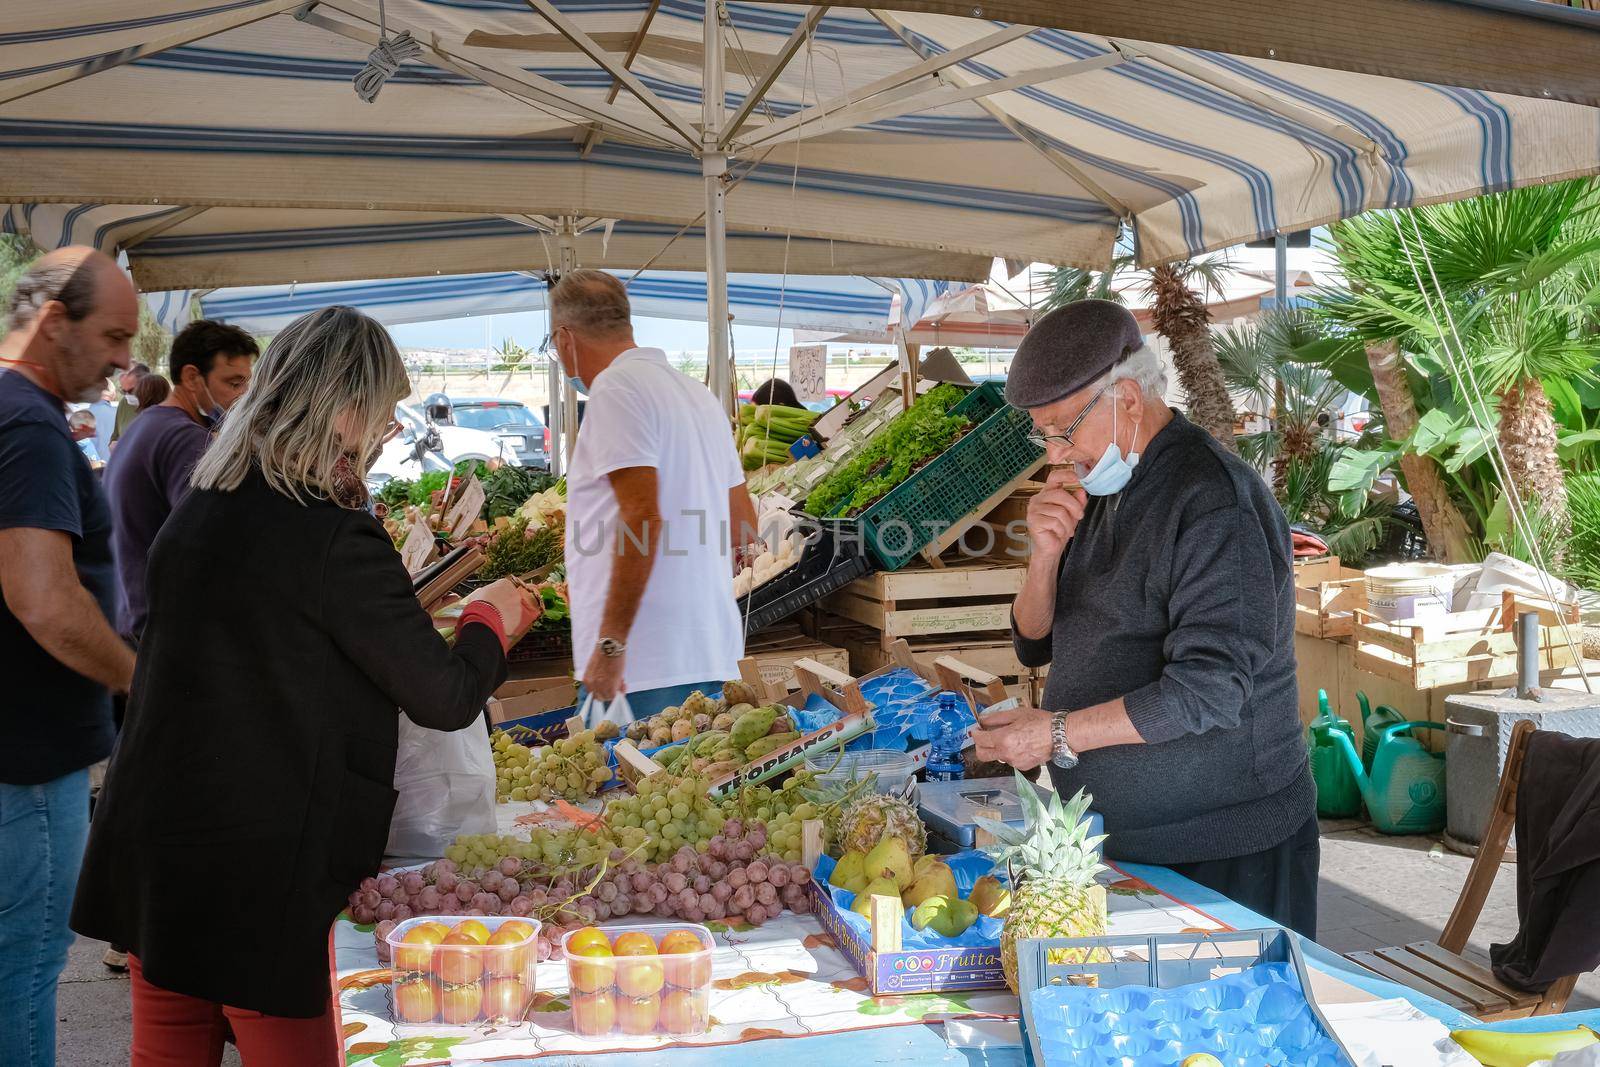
[{"x1": 353, "y1": 0, "x2": 421, "y2": 103}]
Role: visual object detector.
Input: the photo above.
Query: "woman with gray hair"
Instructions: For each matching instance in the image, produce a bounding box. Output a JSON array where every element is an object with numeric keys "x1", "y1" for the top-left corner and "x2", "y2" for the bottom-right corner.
[{"x1": 70, "y1": 306, "x2": 541, "y2": 1064}]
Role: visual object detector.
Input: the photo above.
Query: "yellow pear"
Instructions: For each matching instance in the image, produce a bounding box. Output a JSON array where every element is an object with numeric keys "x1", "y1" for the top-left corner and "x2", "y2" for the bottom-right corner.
[
  {"x1": 932, "y1": 898, "x2": 978, "y2": 937},
  {"x1": 912, "y1": 855, "x2": 947, "y2": 881},
  {"x1": 864, "y1": 837, "x2": 914, "y2": 890},
  {"x1": 910, "y1": 895, "x2": 950, "y2": 931},
  {"x1": 829, "y1": 852, "x2": 867, "y2": 894},
  {"x1": 969, "y1": 874, "x2": 1011, "y2": 918},
  {"x1": 902, "y1": 859, "x2": 958, "y2": 908},
  {"x1": 849, "y1": 877, "x2": 903, "y2": 919}
]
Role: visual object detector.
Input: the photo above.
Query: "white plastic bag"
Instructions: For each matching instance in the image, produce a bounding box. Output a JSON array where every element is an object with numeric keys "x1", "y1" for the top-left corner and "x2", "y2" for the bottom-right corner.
[
  {"x1": 579, "y1": 691, "x2": 634, "y2": 731},
  {"x1": 386, "y1": 714, "x2": 497, "y2": 860}
]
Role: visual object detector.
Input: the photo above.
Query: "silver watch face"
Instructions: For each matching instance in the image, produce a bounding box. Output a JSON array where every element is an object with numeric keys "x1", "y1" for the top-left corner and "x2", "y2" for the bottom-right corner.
[
  {"x1": 599, "y1": 638, "x2": 625, "y2": 657},
  {"x1": 1051, "y1": 751, "x2": 1080, "y2": 770}
]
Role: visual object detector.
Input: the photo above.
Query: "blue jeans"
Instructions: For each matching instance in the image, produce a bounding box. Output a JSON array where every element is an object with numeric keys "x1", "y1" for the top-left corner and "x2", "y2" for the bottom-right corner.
[
  {"x1": 576, "y1": 680, "x2": 723, "y2": 723},
  {"x1": 0, "y1": 769, "x2": 90, "y2": 1067}
]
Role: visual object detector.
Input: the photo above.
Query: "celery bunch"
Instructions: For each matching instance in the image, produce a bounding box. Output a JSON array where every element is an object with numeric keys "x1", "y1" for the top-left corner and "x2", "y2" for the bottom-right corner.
[{"x1": 736, "y1": 403, "x2": 821, "y2": 470}]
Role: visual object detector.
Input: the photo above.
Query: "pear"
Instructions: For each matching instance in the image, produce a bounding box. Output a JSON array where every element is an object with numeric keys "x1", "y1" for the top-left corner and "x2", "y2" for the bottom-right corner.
[
  {"x1": 930, "y1": 898, "x2": 978, "y2": 938},
  {"x1": 911, "y1": 855, "x2": 947, "y2": 881},
  {"x1": 901, "y1": 859, "x2": 958, "y2": 908},
  {"x1": 864, "y1": 837, "x2": 914, "y2": 890},
  {"x1": 849, "y1": 877, "x2": 903, "y2": 920},
  {"x1": 910, "y1": 895, "x2": 951, "y2": 931},
  {"x1": 969, "y1": 874, "x2": 1011, "y2": 919},
  {"x1": 829, "y1": 852, "x2": 868, "y2": 894}
]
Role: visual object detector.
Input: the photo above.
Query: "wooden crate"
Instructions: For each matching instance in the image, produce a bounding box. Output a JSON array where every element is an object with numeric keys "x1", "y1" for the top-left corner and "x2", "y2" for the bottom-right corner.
[
  {"x1": 821, "y1": 559, "x2": 1025, "y2": 652},
  {"x1": 1352, "y1": 592, "x2": 1581, "y2": 689},
  {"x1": 1298, "y1": 630, "x2": 1593, "y2": 756},
  {"x1": 1293, "y1": 556, "x2": 1368, "y2": 639},
  {"x1": 833, "y1": 626, "x2": 1044, "y2": 705},
  {"x1": 743, "y1": 625, "x2": 850, "y2": 693}
]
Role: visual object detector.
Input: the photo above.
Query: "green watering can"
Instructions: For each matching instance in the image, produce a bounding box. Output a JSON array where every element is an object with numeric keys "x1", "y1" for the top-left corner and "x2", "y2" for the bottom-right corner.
[
  {"x1": 1356, "y1": 691, "x2": 1409, "y2": 772},
  {"x1": 1328, "y1": 707, "x2": 1447, "y2": 835},
  {"x1": 1308, "y1": 690, "x2": 1362, "y2": 819}
]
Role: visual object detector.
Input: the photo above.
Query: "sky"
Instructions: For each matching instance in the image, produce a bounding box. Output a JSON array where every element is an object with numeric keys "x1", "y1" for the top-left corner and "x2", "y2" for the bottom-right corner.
[{"x1": 388, "y1": 311, "x2": 794, "y2": 356}]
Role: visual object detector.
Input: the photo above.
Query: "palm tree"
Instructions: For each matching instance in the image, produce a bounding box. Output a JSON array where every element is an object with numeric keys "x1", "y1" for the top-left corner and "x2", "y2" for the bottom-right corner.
[
  {"x1": 1041, "y1": 248, "x2": 1240, "y2": 453},
  {"x1": 1214, "y1": 309, "x2": 1347, "y2": 494},
  {"x1": 1324, "y1": 179, "x2": 1600, "y2": 556}
]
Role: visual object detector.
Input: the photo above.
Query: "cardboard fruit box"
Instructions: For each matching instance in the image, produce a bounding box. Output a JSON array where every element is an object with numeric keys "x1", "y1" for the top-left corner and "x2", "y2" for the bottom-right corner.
[{"x1": 802, "y1": 842, "x2": 1009, "y2": 995}]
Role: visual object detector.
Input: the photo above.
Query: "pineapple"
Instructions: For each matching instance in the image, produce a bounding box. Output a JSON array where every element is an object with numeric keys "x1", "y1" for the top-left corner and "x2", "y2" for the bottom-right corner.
[
  {"x1": 975, "y1": 773, "x2": 1108, "y2": 994},
  {"x1": 837, "y1": 792, "x2": 927, "y2": 858}
]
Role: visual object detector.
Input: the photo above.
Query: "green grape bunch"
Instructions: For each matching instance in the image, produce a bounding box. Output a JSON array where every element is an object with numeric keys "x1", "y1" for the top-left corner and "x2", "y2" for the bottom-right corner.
[{"x1": 492, "y1": 727, "x2": 613, "y2": 803}]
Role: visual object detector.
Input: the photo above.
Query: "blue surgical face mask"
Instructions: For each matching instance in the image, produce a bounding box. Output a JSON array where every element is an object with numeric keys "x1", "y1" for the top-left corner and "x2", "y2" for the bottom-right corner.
[
  {"x1": 1075, "y1": 396, "x2": 1142, "y2": 497},
  {"x1": 567, "y1": 374, "x2": 589, "y2": 396}
]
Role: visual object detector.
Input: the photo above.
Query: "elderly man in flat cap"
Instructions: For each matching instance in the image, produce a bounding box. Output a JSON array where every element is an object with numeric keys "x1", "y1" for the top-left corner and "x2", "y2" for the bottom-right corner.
[{"x1": 973, "y1": 299, "x2": 1316, "y2": 936}]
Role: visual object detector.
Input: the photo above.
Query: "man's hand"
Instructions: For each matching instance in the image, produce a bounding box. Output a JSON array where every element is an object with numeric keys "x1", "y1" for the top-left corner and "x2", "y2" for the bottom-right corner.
[
  {"x1": 583, "y1": 645, "x2": 626, "y2": 701},
  {"x1": 1027, "y1": 467, "x2": 1087, "y2": 561},
  {"x1": 972, "y1": 705, "x2": 1054, "y2": 771}
]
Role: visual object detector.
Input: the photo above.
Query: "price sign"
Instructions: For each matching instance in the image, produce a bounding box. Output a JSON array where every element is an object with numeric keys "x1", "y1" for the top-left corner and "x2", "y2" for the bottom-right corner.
[
  {"x1": 443, "y1": 475, "x2": 486, "y2": 540},
  {"x1": 400, "y1": 518, "x2": 437, "y2": 574},
  {"x1": 788, "y1": 344, "x2": 827, "y2": 402}
]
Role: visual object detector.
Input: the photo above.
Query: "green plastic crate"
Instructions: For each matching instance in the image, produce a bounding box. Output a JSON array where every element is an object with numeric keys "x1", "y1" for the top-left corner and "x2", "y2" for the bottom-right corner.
[{"x1": 832, "y1": 381, "x2": 1042, "y2": 571}]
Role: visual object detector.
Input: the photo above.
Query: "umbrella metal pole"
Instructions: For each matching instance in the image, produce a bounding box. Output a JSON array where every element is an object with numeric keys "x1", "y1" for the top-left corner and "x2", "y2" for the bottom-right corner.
[
  {"x1": 702, "y1": 0, "x2": 733, "y2": 415},
  {"x1": 547, "y1": 354, "x2": 564, "y2": 477},
  {"x1": 1274, "y1": 233, "x2": 1288, "y2": 307},
  {"x1": 559, "y1": 226, "x2": 580, "y2": 464}
]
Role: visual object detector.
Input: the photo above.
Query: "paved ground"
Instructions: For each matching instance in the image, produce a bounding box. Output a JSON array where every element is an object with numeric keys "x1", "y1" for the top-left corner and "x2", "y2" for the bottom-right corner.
[{"x1": 54, "y1": 821, "x2": 1596, "y2": 1065}]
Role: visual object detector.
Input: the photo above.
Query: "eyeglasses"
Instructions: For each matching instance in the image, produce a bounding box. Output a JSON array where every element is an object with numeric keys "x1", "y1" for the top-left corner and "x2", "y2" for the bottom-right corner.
[{"x1": 1026, "y1": 388, "x2": 1107, "y2": 450}]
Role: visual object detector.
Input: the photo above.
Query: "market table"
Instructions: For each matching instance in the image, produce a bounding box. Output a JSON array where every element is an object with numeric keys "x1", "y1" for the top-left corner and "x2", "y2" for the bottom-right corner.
[{"x1": 330, "y1": 858, "x2": 1599, "y2": 1066}]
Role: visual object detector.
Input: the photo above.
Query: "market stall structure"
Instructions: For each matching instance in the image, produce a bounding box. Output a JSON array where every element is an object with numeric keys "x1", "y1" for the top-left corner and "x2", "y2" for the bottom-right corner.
[{"x1": 10, "y1": 1, "x2": 1600, "y2": 1063}]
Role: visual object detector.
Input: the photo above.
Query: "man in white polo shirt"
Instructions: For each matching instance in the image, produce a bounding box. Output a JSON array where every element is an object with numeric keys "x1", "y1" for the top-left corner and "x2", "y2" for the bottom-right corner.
[{"x1": 549, "y1": 269, "x2": 758, "y2": 719}]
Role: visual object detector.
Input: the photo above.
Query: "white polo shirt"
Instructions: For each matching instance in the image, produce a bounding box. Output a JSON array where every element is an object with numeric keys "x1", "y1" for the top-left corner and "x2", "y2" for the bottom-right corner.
[{"x1": 565, "y1": 347, "x2": 746, "y2": 692}]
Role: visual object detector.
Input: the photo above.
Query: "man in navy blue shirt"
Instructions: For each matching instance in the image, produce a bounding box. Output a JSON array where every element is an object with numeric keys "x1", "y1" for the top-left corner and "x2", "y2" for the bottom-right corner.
[
  {"x1": 106, "y1": 320, "x2": 256, "y2": 641},
  {"x1": 0, "y1": 247, "x2": 138, "y2": 1067}
]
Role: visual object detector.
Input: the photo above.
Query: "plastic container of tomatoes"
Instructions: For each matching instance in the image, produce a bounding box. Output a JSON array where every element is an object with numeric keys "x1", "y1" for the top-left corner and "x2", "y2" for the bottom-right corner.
[
  {"x1": 386, "y1": 915, "x2": 541, "y2": 1029},
  {"x1": 561, "y1": 923, "x2": 714, "y2": 1038}
]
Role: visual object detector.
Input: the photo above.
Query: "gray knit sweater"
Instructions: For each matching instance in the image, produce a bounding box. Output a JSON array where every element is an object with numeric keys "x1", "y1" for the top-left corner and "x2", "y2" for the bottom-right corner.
[{"x1": 1015, "y1": 411, "x2": 1313, "y2": 865}]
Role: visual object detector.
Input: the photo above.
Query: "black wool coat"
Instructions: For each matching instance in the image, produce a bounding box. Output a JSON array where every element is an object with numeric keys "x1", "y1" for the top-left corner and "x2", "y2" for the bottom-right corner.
[{"x1": 72, "y1": 469, "x2": 506, "y2": 1017}]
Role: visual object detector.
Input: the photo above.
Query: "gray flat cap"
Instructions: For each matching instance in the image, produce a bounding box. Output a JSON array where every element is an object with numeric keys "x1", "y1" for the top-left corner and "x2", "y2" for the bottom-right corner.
[{"x1": 1006, "y1": 299, "x2": 1145, "y2": 410}]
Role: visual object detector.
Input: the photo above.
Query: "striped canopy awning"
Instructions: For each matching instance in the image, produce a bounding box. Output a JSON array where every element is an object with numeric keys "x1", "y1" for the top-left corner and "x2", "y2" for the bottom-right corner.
[
  {"x1": 0, "y1": 203, "x2": 992, "y2": 291},
  {"x1": 197, "y1": 269, "x2": 940, "y2": 335},
  {"x1": 4, "y1": 1, "x2": 1600, "y2": 273}
]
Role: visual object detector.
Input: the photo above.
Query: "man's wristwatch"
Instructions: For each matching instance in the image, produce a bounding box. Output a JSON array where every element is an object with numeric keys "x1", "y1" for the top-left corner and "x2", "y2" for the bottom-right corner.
[
  {"x1": 598, "y1": 637, "x2": 626, "y2": 658},
  {"x1": 1050, "y1": 711, "x2": 1080, "y2": 770}
]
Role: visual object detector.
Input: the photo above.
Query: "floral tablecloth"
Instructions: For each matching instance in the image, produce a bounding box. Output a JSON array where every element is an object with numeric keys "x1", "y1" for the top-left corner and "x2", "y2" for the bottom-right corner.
[{"x1": 332, "y1": 868, "x2": 1225, "y2": 1066}]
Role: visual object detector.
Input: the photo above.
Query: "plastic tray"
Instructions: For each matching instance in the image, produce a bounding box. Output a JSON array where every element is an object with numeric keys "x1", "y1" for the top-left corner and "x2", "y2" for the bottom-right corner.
[
  {"x1": 1017, "y1": 928, "x2": 1356, "y2": 1067},
  {"x1": 507, "y1": 625, "x2": 573, "y2": 664},
  {"x1": 561, "y1": 923, "x2": 714, "y2": 1037},
  {"x1": 918, "y1": 775, "x2": 1074, "y2": 849},
  {"x1": 822, "y1": 382, "x2": 1042, "y2": 571},
  {"x1": 385, "y1": 915, "x2": 541, "y2": 1030},
  {"x1": 736, "y1": 518, "x2": 874, "y2": 634},
  {"x1": 803, "y1": 748, "x2": 917, "y2": 796}
]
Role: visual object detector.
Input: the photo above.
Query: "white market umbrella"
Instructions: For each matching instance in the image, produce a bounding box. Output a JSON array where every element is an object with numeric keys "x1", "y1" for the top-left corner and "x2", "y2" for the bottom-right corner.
[
  {"x1": 198, "y1": 268, "x2": 932, "y2": 336},
  {"x1": 6, "y1": 0, "x2": 1600, "y2": 405}
]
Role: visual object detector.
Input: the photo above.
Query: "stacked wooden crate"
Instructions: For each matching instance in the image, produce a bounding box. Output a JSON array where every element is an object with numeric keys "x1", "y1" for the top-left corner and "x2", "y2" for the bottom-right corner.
[
  {"x1": 743, "y1": 624, "x2": 850, "y2": 693},
  {"x1": 1291, "y1": 555, "x2": 1588, "y2": 754},
  {"x1": 804, "y1": 557, "x2": 1042, "y2": 703}
]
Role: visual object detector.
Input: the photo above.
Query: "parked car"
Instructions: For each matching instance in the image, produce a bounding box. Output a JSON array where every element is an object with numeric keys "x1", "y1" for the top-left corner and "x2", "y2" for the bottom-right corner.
[
  {"x1": 445, "y1": 396, "x2": 549, "y2": 468},
  {"x1": 367, "y1": 401, "x2": 521, "y2": 487}
]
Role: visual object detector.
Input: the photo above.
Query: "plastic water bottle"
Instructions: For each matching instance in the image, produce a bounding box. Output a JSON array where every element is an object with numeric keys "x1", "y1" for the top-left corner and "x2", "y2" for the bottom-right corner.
[{"x1": 925, "y1": 694, "x2": 966, "y2": 782}]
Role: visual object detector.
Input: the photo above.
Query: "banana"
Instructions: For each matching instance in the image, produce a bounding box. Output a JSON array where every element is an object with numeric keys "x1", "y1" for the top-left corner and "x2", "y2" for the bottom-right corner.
[{"x1": 1450, "y1": 1025, "x2": 1598, "y2": 1067}]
